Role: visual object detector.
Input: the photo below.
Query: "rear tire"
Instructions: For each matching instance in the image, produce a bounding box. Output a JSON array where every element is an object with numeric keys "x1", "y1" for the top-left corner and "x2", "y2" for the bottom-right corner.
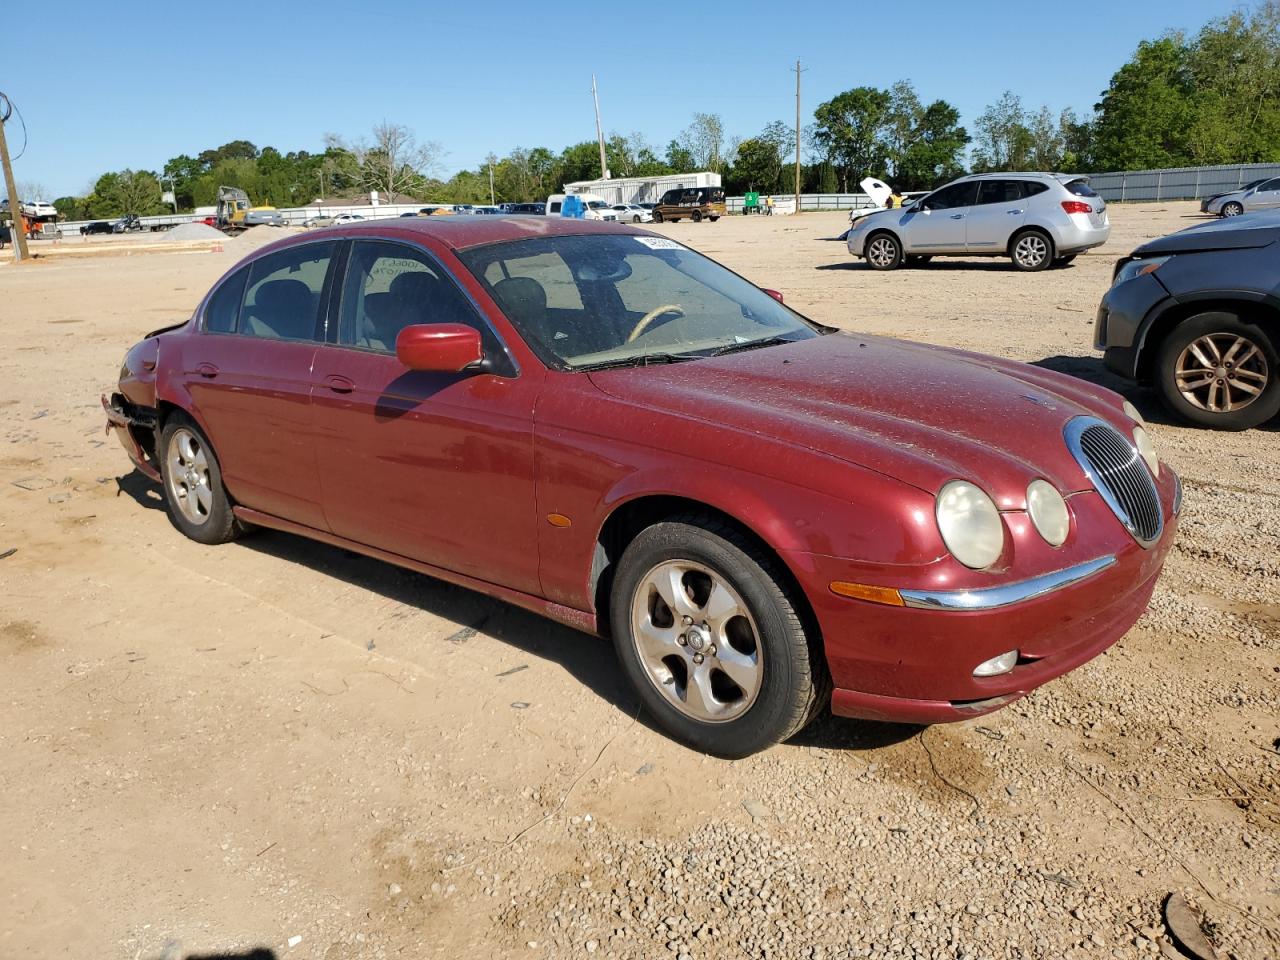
[
  {"x1": 609, "y1": 516, "x2": 826, "y2": 758},
  {"x1": 865, "y1": 232, "x2": 903, "y2": 270},
  {"x1": 1155, "y1": 312, "x2": 1279, "y2": 430},
  {"x1": 1222, "y1": 202, "x2": 1244, "y2": 218},
  {"x1": 1010, "y1": 229, "x2": 1053, "y2": 271},
  {"x1": 692, "y1": 210, "x2": 703, "y2": 223},
  {"x1": 159, "y1": 413, "x2": 243, "y2": 544}
]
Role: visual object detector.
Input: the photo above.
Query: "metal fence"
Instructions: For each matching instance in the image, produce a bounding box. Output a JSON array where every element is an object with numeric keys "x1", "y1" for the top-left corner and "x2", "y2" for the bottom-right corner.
[
  {"x1": 725, "y1": 193, "x2": 876, "y2": 214},
  {"x1": 1087, "y1": 162, "x2": 1280, "y2": 202}
]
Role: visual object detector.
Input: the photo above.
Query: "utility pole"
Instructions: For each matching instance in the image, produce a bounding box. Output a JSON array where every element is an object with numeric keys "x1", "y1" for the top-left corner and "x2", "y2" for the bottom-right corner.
[
  {"x1": 488, "y1": 155, "x2": 496, "y2": 205},
  {"x1": 793, "y1": 60, "x2": 805, "y2": 215},
  {"x1": 0, "y1": 92, "x2": 30, "y2": 262},
  {"x1": 592, "y1": 74, "x2": 609, "y2": 180}
]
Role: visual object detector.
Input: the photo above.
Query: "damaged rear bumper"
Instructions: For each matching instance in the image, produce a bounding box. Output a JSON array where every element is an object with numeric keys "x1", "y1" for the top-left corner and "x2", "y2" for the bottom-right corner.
[{"x1": 102, "y1": 393, "x2": 161, "y2": 482}]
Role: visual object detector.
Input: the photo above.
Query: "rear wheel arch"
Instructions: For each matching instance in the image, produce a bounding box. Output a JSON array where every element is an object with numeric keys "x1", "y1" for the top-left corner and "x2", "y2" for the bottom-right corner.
[{"x1": 589, "y1": 495, "x2": 820, "y2": 647}]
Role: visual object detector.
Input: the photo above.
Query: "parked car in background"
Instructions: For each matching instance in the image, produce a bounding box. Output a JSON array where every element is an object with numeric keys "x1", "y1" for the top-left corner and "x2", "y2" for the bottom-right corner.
[
  {"x1": 1200, "y1": 178, "x2": 1268, "y2": 214},
  {"x1": 80, "y1": 221, "x2": 114, "y2": 236},
  {"x1": 472, "y1": 206, "x2": 502, "y2": 215},
  {"x1": 1203, "y1": 176, "x2": 1280, "y2": 218},
  {"x1": 199, "y1": 216, "x2": 218, "y2": 228},
  {"x1": 113, "y1": 214, "x2": 145, "y2": 233},
  {"x1": 847, "y1": 173, "x2": 1109, "y2": 271},
  {"x1": 1096, "y1": 210, "x2": 1280, "y2": 430},
  {"x1": 612, "y1": 203, "x2": 653, "y2": 223},
  {"x1": 509, "y1": 203, "x2": 546, "y2": 215},
  {"x1": 332, "y1": 214, "x2": 364, "y2": 225},
  {"x1": 244, "y1": 209, "x2": 286, "y2": 227},
  {"x1": 651, "y1": 187, "x2": 726, "y2": 223},
  {"x1": 104, "y1": 216, "x2": 1177, "y2": 756}
]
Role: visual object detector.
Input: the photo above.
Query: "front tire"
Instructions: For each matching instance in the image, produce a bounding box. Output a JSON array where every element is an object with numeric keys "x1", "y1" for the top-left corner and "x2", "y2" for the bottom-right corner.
[
  {"x1": 1155, "y1": 312, "x2": 1279, "y2": 430},
  {"x1": 652, "y1": 210, "x2": 664, "y2": 223},
  {"x1": 609, "y1": 516, "x2": 825, "y2": 758},
  {"x1": 159, "y1": 413, "x2": 243, "y2": 544},
  {"x1": 1222, "y1": 202, "x2": 1244, "y2": 218},
  {"x1": 1010, "y1": 229, "x2": 1053, "y2": 271},
  {"x1": 692, "y1": 210, "x2": 703, "y2": 223},
  {"x1": 865, "y1": 232, "x2": 903, "y2": 270}
]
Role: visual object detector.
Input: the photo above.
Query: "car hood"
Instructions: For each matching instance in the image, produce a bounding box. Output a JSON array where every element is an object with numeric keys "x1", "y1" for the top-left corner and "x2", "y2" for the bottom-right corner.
[
  {"x1": 587, "y1": 332, "x2": 1119, "y2": 506},
  {"x1": 1136, "y1": 210, "x2": 1280, "y2": 255}
]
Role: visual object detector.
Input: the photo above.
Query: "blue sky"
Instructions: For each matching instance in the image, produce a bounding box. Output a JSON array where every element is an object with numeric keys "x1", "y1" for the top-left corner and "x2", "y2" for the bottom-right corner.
[{"x1": 9, "y1": 0, "x2": 1244, "y2": 199}]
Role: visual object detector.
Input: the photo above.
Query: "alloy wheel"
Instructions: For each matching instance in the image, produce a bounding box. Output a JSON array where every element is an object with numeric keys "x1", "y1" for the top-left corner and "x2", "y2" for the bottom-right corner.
[
  {"x1": 166, "y1": 427, "x2": 213, "y2": 525},
  {"x1": 630, "y1": 560, "x2": 763, "y2": 723},
  {"x1": 1175, "y1": 332, "x2": 1270, "y2": 413},
  {"x1": 1223, "y1": 202, "x2": 1243, "y2": 217},
  {"x1": 1014, "y1": 234, "x2": 1048, "y2": 268},
  {"x1": 867, "y1": 237, "x2": 898, "y2": 268}
]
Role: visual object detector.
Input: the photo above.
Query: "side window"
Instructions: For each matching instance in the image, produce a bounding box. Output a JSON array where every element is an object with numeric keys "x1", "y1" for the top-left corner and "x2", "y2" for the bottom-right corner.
[
  {"x1": 549, "y1": 201, "x2": 562, "y2": 213},
  {"x1": 1022, "y1": 181, "x2": 1049, "y2": 198},
  {"x1": 204, "y1": 266, "x2": 248, "y2": 334},
  {"x1": 240, "y1": 242, "x2": 336, "y2": 341},
  {"x1": 921, "y1": 182, "x2": 976, "y2": 210},
  {"x1": 1258, "y1": 178, "x2": 1280, "y2": 192},
  {"x1": 975, "y1": 180, "x2": 1022, "y2": 205},
  {"x1": 338, "y1": 241, "x2": 489, "y2": 353}
]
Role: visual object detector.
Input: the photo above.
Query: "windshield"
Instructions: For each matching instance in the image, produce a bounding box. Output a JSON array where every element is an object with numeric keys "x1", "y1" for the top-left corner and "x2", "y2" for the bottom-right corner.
[
  {"x1": 587, "y1": 200, "x2": 610, "y2": 210},
  {"x1": 458, "y1": 234, "x2": 821, "y2": 369}
]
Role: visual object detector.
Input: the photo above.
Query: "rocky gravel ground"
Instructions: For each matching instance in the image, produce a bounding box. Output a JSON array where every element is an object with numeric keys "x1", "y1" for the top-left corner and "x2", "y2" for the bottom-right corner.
[{"x1": 0, "y1": 203, "x2": 1276, "y2": 960}]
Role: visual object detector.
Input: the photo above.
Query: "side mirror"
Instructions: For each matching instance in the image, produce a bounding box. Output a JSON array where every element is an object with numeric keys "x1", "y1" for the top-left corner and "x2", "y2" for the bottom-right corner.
[
  {"x1": 763, "y1": 289, "x2": 784, "y2": 303},
  {"x1": 396, "y1": 323, "x2": 485, "y2": 373}
]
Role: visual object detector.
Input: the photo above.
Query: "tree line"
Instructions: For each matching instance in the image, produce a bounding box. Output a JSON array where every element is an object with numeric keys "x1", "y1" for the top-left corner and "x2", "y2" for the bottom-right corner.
[{"x1": 45, "y1": 1, "x2": 1280, "y2": 219}]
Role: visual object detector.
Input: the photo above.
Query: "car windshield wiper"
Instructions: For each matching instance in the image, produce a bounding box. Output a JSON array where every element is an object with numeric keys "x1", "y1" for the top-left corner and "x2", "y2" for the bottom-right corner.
[
  {"x1": 572, "y1": 352, "x2": 697, "y2": 372},
  {"x1": 707, "y1": 336, "x2": 797, "y2": 358}
]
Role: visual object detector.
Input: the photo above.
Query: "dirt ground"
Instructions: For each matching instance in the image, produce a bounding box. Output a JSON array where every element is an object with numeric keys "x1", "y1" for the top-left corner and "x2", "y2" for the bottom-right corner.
[{"x1": 1, "y1": 204, "x2": 1277, "y2": 960}]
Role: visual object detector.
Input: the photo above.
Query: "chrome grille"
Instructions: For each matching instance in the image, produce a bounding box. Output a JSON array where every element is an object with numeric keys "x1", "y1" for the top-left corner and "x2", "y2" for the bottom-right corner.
[{"x1": 1064, "y1": 416, "x2": 1162, "y2": 546}]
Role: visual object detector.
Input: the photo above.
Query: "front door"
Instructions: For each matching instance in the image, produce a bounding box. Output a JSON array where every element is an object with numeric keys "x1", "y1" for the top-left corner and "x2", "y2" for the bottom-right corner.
[
  {"x1": 965, "y1": 179, "x2": 1030, "y2": 253},
  {"x1": 310, "y1": 239, "x2": 542, "y2": 595},
  {"x1": 902, "y1": 181, "x2": 976, "y2": 253},
  {"x1": 182, "y1": 240, "x2": 338, "y2": 530},
  {"x1": 1249, "y1": 177, "x2": 1280, "y2": 210}
]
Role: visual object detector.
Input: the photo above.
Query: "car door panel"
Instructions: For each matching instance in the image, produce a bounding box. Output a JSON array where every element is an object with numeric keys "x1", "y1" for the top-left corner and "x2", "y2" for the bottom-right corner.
[
  {"x1": 901, "y1": 182, "x2": 975, "y2": 252},
  {"x1": 965, "y1": 180, "x2": 1028, "y2": 252},
  {"x1": 310, "y1": 239, "x2": 541, "y2": 595}
]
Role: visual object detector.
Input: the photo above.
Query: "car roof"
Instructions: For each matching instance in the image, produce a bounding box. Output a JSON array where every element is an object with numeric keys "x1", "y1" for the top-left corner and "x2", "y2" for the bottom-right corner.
[
  {"x1": 257, "y1": 215, "x2": 648, "y2": 257},
  {"x1": 954, "y1": 172, "x2": 1085, "y2": 183}
]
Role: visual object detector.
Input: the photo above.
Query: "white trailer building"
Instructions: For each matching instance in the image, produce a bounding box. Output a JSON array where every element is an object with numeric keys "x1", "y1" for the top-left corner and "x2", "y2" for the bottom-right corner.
[{"x1": 563, "y1": 171, "x2": 722, "y2": 206}]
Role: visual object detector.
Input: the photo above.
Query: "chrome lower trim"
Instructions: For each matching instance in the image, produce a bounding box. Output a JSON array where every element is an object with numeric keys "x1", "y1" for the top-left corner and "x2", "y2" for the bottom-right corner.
[
  {"x1": 900, "y1": 555, "x2": 1117, "y2": 611},
  {"x1": 1171, "y1": 468, "x2": 1182, "y2": 516}
]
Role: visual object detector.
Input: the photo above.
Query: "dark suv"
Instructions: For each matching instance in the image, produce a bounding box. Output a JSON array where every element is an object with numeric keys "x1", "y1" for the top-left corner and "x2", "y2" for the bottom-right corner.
[{"x1": 1095, "y1": 210, "x2": 1280, "y2": 430}]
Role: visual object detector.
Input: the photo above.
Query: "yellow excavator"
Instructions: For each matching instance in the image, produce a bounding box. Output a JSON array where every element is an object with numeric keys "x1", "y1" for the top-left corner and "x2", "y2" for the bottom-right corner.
[{"x1": 215, "y1": 186, "x2": 283, "y2": 232}]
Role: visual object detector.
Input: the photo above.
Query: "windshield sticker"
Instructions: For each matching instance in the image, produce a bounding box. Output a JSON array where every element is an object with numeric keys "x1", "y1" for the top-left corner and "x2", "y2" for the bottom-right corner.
[{"x1": 633, "y1": 236, "x2": 683, "y2": 250}]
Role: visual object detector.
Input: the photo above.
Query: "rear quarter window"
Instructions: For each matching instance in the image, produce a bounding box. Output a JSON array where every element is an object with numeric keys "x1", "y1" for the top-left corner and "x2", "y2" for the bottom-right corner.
[
  {"x1": 1020, "y1": 181, "x2": 1049, "y2": 198},
  {"x1": 1064, "y1": 180, "x2": 1098, "y2": 198},
  {"x1": 203, "y1": 267, "x2": 248, "y2": 333}
]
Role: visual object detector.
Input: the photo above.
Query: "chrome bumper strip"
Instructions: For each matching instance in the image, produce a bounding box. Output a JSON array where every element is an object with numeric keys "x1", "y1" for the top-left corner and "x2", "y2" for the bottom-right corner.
[{"x1": 899, "y1": 555, "x2": 1117, "y2": 611}]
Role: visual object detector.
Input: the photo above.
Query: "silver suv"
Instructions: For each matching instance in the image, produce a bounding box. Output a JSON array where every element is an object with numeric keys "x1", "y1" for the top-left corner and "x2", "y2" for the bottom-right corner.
[{"x1": 846, "y1": 172, "x2": 1110, "y2": 271}]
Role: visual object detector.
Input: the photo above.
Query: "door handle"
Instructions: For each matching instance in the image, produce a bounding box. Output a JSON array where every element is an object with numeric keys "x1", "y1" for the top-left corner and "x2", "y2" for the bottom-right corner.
[
  {"x1": 324, "y1": 374, "x2": 354, "y2": 394},
  {"x1": 1007, "y1": 209, "x2": 1025, "y2": 215},
  {"x1": 949, "y1": 214, "x2": 964, "y2": 220},
  {"x1": 195, "y1": 362, "x2": 219, "y2": 379}
]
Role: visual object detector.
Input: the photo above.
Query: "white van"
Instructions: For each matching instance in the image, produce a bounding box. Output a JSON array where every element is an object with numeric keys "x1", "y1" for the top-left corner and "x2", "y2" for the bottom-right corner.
[{"x1": 545, "y1": 193, "x2": 617, "y2": 221}]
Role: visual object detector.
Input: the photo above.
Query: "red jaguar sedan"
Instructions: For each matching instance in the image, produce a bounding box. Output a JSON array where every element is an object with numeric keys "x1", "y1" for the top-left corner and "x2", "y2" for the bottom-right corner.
[{"x1": 104, "y1": 216, "x2": 1179, "y2": 756}]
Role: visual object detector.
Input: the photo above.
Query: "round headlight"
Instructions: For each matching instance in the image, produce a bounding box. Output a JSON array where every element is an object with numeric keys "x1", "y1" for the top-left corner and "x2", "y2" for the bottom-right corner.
[
  {"x1": 1026, "y1": 479, "x2": 1070, "y2": 547},
  {"x1": 1132, "y1": 425, "x2": 1159, "y2": 477},
  {"x1": 1122, "y1": 400, "x2": 1145, "y2": 425},
  {"x1": 936, "y1": 480, "x2": 1004, "y2": 569}
]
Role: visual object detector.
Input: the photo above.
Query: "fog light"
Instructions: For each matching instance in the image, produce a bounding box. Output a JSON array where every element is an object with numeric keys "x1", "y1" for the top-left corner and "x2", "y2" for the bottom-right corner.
[{"x1": 973, "y1": 649, "x2": 1019, "y2": 677}]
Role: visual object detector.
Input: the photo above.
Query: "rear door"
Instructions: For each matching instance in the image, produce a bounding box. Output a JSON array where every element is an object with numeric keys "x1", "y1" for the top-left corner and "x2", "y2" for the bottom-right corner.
[
  {"x1": 182, "y1": 240, "x2": 339, "y2": 529},
  {"x1": 964, "y1": 179, "x2": 1029, "y2": 253},
  {"x1": 902, "y1": 181, "x2": 976, "y2": 252},
  {"x1": 1248, "y1": 177, "x2": 1280, "y2": 210}
]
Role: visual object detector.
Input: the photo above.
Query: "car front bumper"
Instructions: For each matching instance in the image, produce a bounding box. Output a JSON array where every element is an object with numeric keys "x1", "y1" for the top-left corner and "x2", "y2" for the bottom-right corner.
[
  {"x1": 1094, "y1": 272, "x2": 1171, "y2": 379},
  {"x1": 787, "y1": 481, "x2": 1178, "y2": 724}
]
